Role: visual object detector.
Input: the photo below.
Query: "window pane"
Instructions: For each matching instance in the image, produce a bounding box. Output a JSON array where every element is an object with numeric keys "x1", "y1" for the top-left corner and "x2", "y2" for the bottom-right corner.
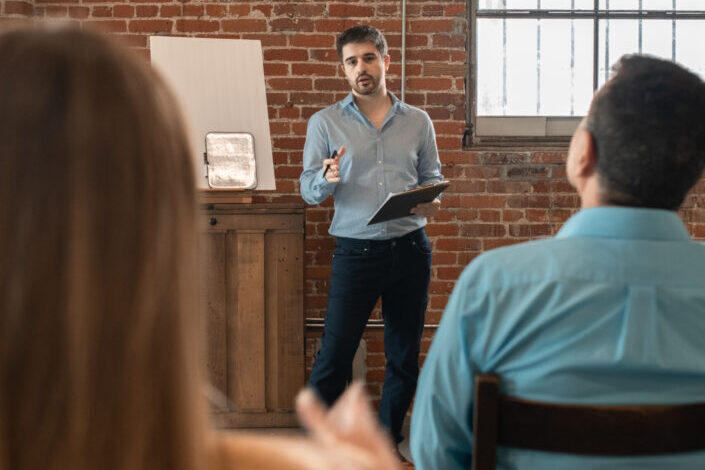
[
  {"x1": 678, "y1": 0, "x2": 705, "y2": 10},
  {"x1": 477, "y1": 19, "x2": 593, "y2": 116},
  {"x1": 675, "y1": 20, "x2": 705, "y2": 77},
  {"x1": 598, "y1": 19, "x2": 705, "y2": 87},
  {"x1": 599, "y1": 0, "x2": 701, "y2": 9},
  {"x1": 479, "y1": 0, "x2": 594, "y2": 9}
]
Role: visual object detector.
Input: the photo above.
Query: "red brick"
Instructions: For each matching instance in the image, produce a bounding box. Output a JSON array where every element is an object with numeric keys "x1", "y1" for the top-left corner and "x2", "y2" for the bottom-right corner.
[
  {"x1": 176, "y1": 19, "x2": 219, "y2": 33},
  {"x1": 435, "y1": 238, "x2": 482, "y2": 251},
  {"x1": 135, "y1": 5, "x2": 158, "y2": 17},
  {"x1": 329, "y1": 4, "x2": 374, "y2": 17},
  {"x1": 222, "y1": 19, "x2": 267, "y2": 33},
  {"x1": 313, "y1": 78, "x2": 349, "y2": 91},
  {"x1": 266, "y1": 92, "x2": 288, "y2": 106},
  {"x1": 292, "y1": 122, "x2": 307, "y2": 135},
  {"x1": 4, "y1": 1, "x2": 33, "y2": 15},
  {"x1": 43, "y1": 5, "x2": 67, "y2": 16},
  {"x1": 437, "y1": 266, "x2": 465, "y2": 280},
  {"x1": 268, "y1": 78, "x2": 312, "y2": 91},
  {"x1": 425, "y1": 223, "x2": 459, "y2": 237},
  {"x1": 461, "y1": 224, "x2": 506, "y2": 237},
  {"x1": 114, "y1": 4, "x2": 134, "y2": 17},
  {"x1": 410, "y1": 19, "x2": 455, "y2": 33},
  {"x1": 552, "y1": 195, "x2": 579, "y2": 208},
  {"x1": 432, "y1": 33, "x2": 465, "y2": 48},
  {"x1": 309, "y1": 49, "x2": 338, "y2": 62},
  {"x1": 368, "y1": 19, "x2": 403, "y2": 32},
  {"x1": 263, "y1": 63, "x2": 289, "y2": 77},
  {"x1": 159, "y1": 4, "x2": 179, "y2": 17},
  {"x1": 129, "y1": 19, "x2": 171, "y2": 33},
  {"x1": 182, "y1": 3, "x2": 203, "y2": 16},
  {"x1": 289, "y1": 34, "x2": 335, "y2": 48},
  {"x1": 275, "y1": 165, "x2": 301, "y2": 178},
  {"x1": 291, "y1": 92, "x2": 334, "y2": 105},
  {"x1": 507, "y1": 195, "x2": 551, "y2": 209},
  {"x1": 252, "y1": 4, "x2": 272, "y2": 17},
  {"x1": 422, "y1": 4, "x2": 445, "y2": 16},
  {"x1": 451, "y1": 50, "x2": 466, "y2": 61},
  {"x1": 205, "y1": 4, "x2": 226, "y2": 17},
  {"x1": 228, "y1": 4, "x2": 249, "y2": 16},
  {"x1": 479, "y1": 210, "x2": 501, "y2": 222},
  {"x1": 446, "y1": 3, "x2": 466, "y2": 16},
  {"x1": 407, "y1": 78, "x2": 453, "y2": 91},
  {"x1": 271, "y1": 18, "x2": 314, "y2": 32},
  {"x1": 292, "y1": 63, "x2": 337, "y2": 76},
  {"x1": 508, "y1": 224, "x2": 552, "y2": 238},
  {"x1": 456, "y1": 209, "x2": 478, "y2": 221},
  {"x1": 68, "y1": 6, "x2": 90, "y2": 18},
  {"x1": 84, "y1": 20, "x2": 127, "y2": 33},
  {"x1": 92, "y1": 5, "x2": 112, "y2": 17},
  {"x1": 274, "y1": 3, "x2": 325, "y2": 17},
  {"x1": 377, "y1": 4, "x2": 399, "y2": 16},
  {"x1": 273, "y1": 137, "x2": 305, "y2": 150},
  {"x1": 386, "y1": 33, "x2": 429, "y2": 48},
  {"x1": 407, "y1": 49, "x2": 451, "y2": 62},
  {"x1": 427, "y1": 93, "x2": 465, "y2": 106},
  {"x1": 264, "y1": 48, "x2": 309, "y2": 61},
  {"x1": 526, "y1": 209, "x2": 548, "y2": 222}
]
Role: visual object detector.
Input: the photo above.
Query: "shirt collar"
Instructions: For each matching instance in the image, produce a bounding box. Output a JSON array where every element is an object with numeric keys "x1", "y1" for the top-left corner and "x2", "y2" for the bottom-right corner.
[
  {"x1": 556, "y1": 207, "x2": 691, "y2": 241},
  {"x1": 342, "y1": 91, "x2": 403, "y2": 114}
]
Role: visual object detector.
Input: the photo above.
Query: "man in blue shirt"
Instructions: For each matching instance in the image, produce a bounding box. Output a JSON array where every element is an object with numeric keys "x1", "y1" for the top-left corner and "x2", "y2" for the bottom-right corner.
[
  {"x1": 411, "y1": 56, "x2": 705, "y2": 469},
  {"x1": 299, "y1": 25, "x2": 443, "y2": 450}
]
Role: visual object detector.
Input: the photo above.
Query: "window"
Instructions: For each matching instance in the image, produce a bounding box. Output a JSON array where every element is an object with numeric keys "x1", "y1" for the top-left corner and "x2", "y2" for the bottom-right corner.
[{"x1": 466, "y1": 1, "x2": 705, "y2": 146}]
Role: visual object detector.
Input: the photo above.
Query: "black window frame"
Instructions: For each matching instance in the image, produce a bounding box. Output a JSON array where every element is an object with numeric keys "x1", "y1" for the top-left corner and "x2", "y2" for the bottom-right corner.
[{"x1": 465, "y1": 0, "x2": 705, "y2": 149}]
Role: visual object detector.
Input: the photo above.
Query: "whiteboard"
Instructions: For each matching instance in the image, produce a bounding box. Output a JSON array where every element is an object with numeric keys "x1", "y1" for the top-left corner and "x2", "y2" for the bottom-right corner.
[{"x1": 150, "y1": 36, "x2": 275, "y2": 190}]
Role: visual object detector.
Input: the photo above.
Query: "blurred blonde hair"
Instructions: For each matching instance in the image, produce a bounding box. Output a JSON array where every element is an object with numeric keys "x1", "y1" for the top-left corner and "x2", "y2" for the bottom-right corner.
[{"x1": 0, "y1": 27, "x2": 207, "y2": 470}]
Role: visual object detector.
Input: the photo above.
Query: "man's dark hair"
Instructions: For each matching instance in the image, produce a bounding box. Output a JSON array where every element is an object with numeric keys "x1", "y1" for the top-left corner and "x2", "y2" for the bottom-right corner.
[
  {"x1": 585, "y1": 55, "x2": 705, "y2": 210},
  {"x1": 336, "y1": 25, "x2": 388, "y2": 63}
]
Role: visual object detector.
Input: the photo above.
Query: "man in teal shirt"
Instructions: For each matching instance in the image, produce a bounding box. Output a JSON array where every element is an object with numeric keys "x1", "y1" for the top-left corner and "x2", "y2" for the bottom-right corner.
[{"x1": 411, "y1": 56, "x2": 705, "y2": 469}]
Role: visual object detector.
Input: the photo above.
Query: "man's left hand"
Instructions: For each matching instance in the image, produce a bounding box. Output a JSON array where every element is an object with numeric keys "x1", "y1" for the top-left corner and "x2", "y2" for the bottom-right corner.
[{"x1": 411, "y1": 198, "x2": 441, "y2": 218}]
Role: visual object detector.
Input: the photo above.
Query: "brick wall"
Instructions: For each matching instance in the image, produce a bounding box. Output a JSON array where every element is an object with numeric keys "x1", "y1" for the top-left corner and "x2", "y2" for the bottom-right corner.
[{"x1": 3, "y1": 0, "x2": 705, "y2": 405}]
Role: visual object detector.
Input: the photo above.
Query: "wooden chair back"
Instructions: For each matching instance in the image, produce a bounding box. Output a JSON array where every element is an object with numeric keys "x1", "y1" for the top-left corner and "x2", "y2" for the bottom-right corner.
[{"x1": 472, "y1": 373, "x2": 705, "y2": 470}]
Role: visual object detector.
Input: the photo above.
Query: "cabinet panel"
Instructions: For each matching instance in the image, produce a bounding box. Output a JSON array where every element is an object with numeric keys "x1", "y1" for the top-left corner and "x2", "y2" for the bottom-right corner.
[{"x1": 199, "y1": 203, "x2": 304, "y2": 427}]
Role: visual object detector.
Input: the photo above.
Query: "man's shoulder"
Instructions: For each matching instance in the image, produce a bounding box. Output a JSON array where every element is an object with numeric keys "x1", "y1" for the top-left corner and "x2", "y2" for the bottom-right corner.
[
  {"x1": 310, "y1": 97, "x2": 350, "y2": 122},
  {"x1": 396, "y1": 101, "x2": 431, "y2": 121},
  {"x1": 458, "y1": 237, "x2": 568, "y2": 290}
]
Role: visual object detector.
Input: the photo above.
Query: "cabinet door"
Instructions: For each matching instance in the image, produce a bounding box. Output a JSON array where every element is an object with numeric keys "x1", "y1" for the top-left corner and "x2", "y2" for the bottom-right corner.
[{"x1": 198, "y1": 209, "x2": 304, "y2": 427}]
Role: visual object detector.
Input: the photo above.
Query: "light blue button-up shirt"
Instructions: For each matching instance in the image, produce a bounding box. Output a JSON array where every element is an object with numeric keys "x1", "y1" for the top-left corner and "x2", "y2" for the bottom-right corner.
[
  {"x1": 411, "y1": 207, "x2": 705, "y2": 470},
  {"x1": 299, "y1": 92, "x2": 442, "y2": 240}
]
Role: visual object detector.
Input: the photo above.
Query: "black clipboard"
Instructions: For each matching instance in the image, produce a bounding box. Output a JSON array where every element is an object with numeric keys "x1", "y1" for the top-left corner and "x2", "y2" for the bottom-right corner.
[{"x1": 367, "y1": 181, "x2": 450, "y2": 225}]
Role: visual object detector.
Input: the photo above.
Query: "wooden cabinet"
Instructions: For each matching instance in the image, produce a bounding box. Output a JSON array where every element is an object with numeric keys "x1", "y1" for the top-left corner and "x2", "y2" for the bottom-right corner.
[{"x1": 198, "y1": 201, "x2": 304, "y2": 427}]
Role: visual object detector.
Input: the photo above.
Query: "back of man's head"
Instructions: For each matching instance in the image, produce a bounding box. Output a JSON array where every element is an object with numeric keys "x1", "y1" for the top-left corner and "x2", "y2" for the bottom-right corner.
[{"x1": 585, "y1": 55, "x2": 705, "y2": 210}]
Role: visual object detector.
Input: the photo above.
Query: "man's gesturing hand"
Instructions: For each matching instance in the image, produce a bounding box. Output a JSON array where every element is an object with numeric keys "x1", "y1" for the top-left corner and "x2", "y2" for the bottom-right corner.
[{"x1": 323, "y1": 146, "x2": 346, "y2": 183}]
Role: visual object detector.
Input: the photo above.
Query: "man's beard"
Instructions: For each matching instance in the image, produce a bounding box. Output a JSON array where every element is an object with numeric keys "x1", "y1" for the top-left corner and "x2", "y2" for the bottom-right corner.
[{"x1": 353, "y1": 74, "x2": 379, "y2": 95}]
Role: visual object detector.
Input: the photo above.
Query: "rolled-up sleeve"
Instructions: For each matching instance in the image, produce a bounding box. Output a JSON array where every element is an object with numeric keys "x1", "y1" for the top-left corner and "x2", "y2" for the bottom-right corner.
[
  {"x1": 300, "y1": 112, "x2": 336, "y2": 205},
  {"x1": 417, "y1": 112, "x2": 443, "y2": 188}
]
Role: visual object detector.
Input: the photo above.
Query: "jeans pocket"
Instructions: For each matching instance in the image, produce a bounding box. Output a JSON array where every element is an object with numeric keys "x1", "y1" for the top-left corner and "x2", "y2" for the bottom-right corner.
[
  {"x1": 333, "y1": 245, "x2": 370, "y2": 257},
  {"x1": 409, "y1": 237, "x2": 432, "y2": 255}
]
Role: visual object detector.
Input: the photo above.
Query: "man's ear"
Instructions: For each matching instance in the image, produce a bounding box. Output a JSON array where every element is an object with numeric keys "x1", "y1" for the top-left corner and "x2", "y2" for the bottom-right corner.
[
  {"x1": 384, "y1": 54, "x2": 390, "y2": 71},
  {"x1": 572, "y1": 128, "x2": 597, "y2": 177}
]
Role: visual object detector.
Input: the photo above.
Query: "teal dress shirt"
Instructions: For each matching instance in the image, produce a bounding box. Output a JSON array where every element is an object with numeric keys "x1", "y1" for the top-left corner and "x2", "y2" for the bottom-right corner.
[
  {"x1": 299, "y1": 92, "x2": 442, "y2": 240},
  {"x1": 411, "y1": 207, "x2": 705, "y2": 469}
]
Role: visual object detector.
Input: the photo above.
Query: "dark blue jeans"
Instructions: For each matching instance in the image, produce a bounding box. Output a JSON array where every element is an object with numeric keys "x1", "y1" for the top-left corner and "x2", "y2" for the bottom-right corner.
[{"x1": 308, "y1": 227, "x2": 432, "y2": 443}]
